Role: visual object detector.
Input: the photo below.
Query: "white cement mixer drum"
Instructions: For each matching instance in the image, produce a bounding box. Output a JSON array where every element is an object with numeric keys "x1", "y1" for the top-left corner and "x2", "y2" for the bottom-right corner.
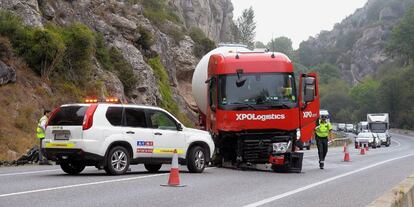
[{"x1": 191, "y1": 46, "x2": 251, "y2": 115}]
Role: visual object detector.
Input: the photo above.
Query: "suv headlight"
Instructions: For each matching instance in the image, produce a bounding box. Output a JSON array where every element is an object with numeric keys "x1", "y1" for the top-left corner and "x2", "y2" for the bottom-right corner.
[{"x1": 273, "y1": 141, "x2": 292, "y2": 153}]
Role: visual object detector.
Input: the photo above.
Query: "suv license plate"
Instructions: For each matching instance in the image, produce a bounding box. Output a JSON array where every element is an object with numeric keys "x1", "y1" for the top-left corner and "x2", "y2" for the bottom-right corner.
[{"x1": 54, "y1": 133, "x2": 70, "y2": 140}]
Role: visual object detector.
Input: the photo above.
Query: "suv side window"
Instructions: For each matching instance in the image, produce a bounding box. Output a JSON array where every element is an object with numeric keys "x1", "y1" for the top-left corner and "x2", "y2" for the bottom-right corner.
[
  {"x1": 106, "y1": 107, "x2": 123, "y2": 126},
  {"x1": 125, "y1": 108, "x2": 147, "y2": 128},
  {"x1": 148, "y1": 110, "x2": 177, "y2": 130}
]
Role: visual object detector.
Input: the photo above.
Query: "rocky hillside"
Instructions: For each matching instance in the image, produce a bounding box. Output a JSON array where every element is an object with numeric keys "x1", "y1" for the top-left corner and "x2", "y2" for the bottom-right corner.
[
  {"x1": 0, "y1": 0, "x2": 234, "y2": 160},
  {"x1": 298, "y1": 0, "x2": 414, "y2": 84}
]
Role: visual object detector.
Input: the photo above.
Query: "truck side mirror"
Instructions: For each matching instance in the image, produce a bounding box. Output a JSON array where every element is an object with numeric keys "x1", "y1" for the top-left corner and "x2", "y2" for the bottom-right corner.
[
  {"x1": 304, "y1": 77, "x2": 315, "y2": 102},
  {"x1": 236, "y1": 78, "x2": 246, "y2": 87}
]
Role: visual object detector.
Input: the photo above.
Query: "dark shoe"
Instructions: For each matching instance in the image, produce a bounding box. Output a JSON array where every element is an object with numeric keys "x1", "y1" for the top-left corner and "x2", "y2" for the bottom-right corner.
[{"x1": 319, "y1": 161, "x2": 324, "y2": 169}]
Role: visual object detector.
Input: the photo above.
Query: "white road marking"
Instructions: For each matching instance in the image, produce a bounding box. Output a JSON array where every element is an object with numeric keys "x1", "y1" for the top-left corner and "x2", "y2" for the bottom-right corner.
[
  {"x1": 244, "y1": 153, "x2": 414, "y2": 207},
  {"x1": 0, "y1": 169, "x2": 61, "y2": 177},
  {"x1": 0, "y1": 173, "x2": 167, "y2": 198},
  {"x1": 0, "y1": 167, "x2": 216, "y2": 198}
]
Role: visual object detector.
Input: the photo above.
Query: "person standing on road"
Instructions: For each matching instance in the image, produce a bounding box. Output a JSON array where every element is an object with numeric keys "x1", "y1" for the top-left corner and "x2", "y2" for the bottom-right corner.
[
  {"x1": 315, "y1": 115, "x2": 333, "y2": 169},
  {"x1": 37, "y1": 109, "x2": 51, "y2": 165}
]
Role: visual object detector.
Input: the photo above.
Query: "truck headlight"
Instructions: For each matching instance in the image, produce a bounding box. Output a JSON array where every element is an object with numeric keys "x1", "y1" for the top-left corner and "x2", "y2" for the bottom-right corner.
[
  {"x1": 296, "y1": 128, "x2": 301, "y2": 140},
  {"x1": 273, "y1": 141, "x2": 292, "y2": 153}
]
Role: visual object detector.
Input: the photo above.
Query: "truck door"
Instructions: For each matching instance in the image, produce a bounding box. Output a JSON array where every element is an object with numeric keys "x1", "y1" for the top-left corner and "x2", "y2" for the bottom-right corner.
[
  {"x1": 298, "y1": 73, "x2": 320, "y2": 143},
  {"x1": 146, "y1": 109, "x2": 186, "y2": 159}
]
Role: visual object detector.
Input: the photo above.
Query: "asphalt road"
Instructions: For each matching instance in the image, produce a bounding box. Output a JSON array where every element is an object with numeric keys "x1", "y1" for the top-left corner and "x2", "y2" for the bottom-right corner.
[{"x1": 1, "y1": 133, "x2": 414, "y2": 207}]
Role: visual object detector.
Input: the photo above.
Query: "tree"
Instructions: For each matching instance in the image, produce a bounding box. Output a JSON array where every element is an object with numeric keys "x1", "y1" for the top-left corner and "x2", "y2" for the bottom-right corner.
[
  {"x1": 254, "y1": 41, "x2": 266, "y2": 49},
  {"x1": 267, "y1": 36, "x2": 293, "y2": 57},
  {"x1": 387, "y1": 4, "x2": 414, "y2": 63},
  {"x1": 235, "y1": 7, "x2": 256, "y2": 49}
]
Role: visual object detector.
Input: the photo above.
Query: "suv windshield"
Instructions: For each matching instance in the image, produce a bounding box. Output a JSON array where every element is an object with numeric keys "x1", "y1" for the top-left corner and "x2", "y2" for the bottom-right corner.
[
  {"x1": 218, "y1": 73, "x2": 296, "y2": 110},
  {"x1": 48, "y1": 105, "x2": 88, "y2": 126}
]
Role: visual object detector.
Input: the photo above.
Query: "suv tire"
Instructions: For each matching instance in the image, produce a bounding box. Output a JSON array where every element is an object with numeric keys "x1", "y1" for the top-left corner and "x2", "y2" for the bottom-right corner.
[
  {"x1": 187, "y1": 146, "x2": 206, "y2": 173},
  {"x1": 104, "y1": 146, "x2": 130, "y2": 175},
  {"x1": 60, "y1": 162, "x2": 86, "y2": 175},
  {"x1": 144, "y1": 164, "x2": 162, "y2": 173}
]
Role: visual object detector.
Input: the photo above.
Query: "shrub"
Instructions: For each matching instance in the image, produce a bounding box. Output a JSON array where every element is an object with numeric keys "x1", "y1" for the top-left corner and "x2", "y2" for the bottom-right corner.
[
  {"x1": 136, "y1": 27, "x2": 154, "y2": 50},
  {"x1": 147, "y1": 56, "x2": 192, "y2": 126},
  {"x1": 23, "y1": 28, "x2": 66, "y2": 79},
  {"x1": 109, "y1": 47, "x2": 137, "y2": 94},
  {"x1": 189, "y1": 27, "x2": 216, "y2": 58},
  {"x1": 0, "y1": 36, "x2": 13, "y2": 60},
  {"x1": 95, "y1": 33, "x2": 113, "y2": 70},
  {"x1": 167, "y1": 26, "x2": 185, "y2": 44},
  {"x1": 142, "y1": 0, "x2": 181, "y2": 26}
]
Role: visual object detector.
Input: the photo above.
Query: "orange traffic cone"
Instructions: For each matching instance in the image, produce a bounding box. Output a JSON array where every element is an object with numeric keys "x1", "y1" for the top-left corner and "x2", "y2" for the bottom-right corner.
[
  {"x1": 365, "y1": 144, "x2": 369, "y2": 151},
  {"x1": 343, "y1": 144, "x2": 350, "y2": 162},
  {"x1": 161, "y1": 149, "x2": 186, "y2": 187},
  {"x1": 360, "y1": 147, "x2": 365, "y2": 155}
]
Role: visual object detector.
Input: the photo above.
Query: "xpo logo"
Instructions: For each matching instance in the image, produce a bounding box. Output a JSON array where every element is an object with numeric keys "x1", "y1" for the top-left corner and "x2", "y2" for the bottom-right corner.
[
  {"x1": 236, "y1": 114, "x2": 286, "y2": 121},
  {"x1": 303, "y1": 111, "x2": 317, "y2": 118}
]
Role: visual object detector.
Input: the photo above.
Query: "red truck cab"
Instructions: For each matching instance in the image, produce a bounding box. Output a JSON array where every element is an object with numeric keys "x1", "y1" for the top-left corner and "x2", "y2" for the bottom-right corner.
[{"x1": 203, "y1": 52, "x2": 320, "y2": 172}]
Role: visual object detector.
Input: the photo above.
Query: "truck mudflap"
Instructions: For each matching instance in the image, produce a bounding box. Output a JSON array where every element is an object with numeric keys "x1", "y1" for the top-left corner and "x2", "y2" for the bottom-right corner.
[{"x1": 270, "y1": 152, "x2": 303, "y2": 173}]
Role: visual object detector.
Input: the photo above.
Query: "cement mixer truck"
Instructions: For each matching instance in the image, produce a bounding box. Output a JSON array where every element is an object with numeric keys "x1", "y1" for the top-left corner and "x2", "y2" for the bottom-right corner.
[{"x1": 192, "y1": 45, "x2": 320, "y2": 172}]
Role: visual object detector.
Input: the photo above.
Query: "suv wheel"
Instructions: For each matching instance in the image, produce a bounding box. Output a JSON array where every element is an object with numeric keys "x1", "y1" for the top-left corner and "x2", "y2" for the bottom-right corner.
[
  {"x1": 187, "y1": 146, "x2": 206, "y2": 173},
  {"x1": 60, "y1": 162, "x2": 85, "y2": 175},
  {"x1": 144, "y1": 164, "x2": 162, "y2": 173},
  {"x1": 104, "y1": 146, "x2": 130, "y2": 175}
]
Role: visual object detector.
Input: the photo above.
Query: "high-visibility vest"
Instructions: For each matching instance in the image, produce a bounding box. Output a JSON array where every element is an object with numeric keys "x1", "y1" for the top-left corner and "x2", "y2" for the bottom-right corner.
[
  {"x1": 36, "y1": 115, "x2": 48, "y2": 139},
  {"x1": 315, "y1": 122, "x2": 332, "y2": 138}
]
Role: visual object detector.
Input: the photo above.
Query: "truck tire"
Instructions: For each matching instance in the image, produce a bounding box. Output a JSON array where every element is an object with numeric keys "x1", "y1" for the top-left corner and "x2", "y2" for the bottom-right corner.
[
  {"x1": 60, "y1": 162, "x2": 85, "y2": 175},
  {"x1": 104, "y1": 146, "x2": 130, "y2": 175},
  {"x1": 306, "y1": 146, "x2": 311, "y2": 150},
  {"x1": 385, "y1": 139, "x2": 391, "y2": 147},
  {"x1": 144, "y1": 164, "x2": 162, "y2": 173},
  {"x1": 187, "y1": 146, "x2": 206, "y2": 173}
]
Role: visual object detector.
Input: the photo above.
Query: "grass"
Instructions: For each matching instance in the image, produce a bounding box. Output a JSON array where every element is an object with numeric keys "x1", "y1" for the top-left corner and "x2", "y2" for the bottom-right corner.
[{"x1": 147, "y1": 56, "x2": 193, "y2": 127}]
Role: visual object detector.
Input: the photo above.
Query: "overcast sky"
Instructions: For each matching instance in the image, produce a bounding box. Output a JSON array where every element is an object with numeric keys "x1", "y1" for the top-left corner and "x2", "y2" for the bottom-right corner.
[{"x1": 232, "y1": 0, "x2": 368, "y2": 49}]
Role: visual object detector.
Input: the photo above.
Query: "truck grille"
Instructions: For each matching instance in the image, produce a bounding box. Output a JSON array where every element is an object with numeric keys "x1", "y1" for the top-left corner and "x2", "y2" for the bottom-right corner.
[{"x1": 242, "y1": 135, "x2": 291, "y2": 163}]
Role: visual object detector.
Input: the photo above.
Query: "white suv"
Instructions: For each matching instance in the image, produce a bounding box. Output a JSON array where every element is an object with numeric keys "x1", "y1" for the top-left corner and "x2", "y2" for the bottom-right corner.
[{"x1": 44, "y1": 103, "x2": 214, "y2": 175}]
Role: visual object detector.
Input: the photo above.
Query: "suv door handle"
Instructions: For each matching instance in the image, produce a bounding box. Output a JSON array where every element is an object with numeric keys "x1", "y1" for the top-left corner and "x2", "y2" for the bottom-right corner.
[
  {"x1": 126, "y1": 131, "x2": 135, "y2": 134},
  {"x1": 154, "y1": 132, "x2": 162, "y2": 136}
]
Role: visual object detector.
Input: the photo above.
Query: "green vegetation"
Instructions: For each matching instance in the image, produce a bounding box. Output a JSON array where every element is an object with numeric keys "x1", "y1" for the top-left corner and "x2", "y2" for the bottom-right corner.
[
  {"x1": 268, "y1": 37, "x2": 293, "y2": 57},
  {"x1": 95, "y1": 33, "x2": 137, "y2": 94},
  {"x1": 140, "y1": 0, "x2": 180, "y2": 26},
  {"x1": 387, "y1": 4, "x2": 414, "y2": 63},
  {"x1": 233, "y1": 6, "x2": 256, "y2": 49},
  {"x1": 148, "y1": 56, "x2": 193, "y2": 127},
  {"x1": 189, "y1": 27, "x2": 216, "y2": 58},
  {"x1": 136, "y1": 27, "x2": 154, "y2": 50},
  {"x1": 108, "y1": 47, "x2": 137, "y2": 94}
]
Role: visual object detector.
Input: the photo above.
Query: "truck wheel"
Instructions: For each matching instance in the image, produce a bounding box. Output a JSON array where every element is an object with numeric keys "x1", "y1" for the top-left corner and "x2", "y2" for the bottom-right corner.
[
  {"x1": 187, "y1": 146, "x2": 206, "y2": 173},
  {"x1": 104, "y1": 146, "x2": 130, "y2": 175},
  {"x1": 306, "y1": 146, "x2": 311, "y2": 150},
  {"x1": 386, "y1": 139, "x2": 391, "y2": 147},
  {"x1": 60, "y1": 162, "x2": 85, "y2": 175},
  {"x1": 144, "y1": 164, "x2": 162, "y2": 173}
]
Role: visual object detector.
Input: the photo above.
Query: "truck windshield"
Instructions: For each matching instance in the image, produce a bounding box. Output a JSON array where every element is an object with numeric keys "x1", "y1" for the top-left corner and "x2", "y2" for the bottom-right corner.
[
  {"x1": 370, "y1": 123, "x2": 387, "y2": 133},
  {"x1": 218, "y1": 73, "x2": 296, "y2": 110}
]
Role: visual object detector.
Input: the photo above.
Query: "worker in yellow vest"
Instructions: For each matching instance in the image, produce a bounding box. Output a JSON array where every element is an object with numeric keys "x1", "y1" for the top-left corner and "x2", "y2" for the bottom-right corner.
[
  {"x1": 37, "y1": 109, "x2": 51, "y2": 165},
  {"x1": 315, "y1": 115, "x2": 333, "y2": 169}
]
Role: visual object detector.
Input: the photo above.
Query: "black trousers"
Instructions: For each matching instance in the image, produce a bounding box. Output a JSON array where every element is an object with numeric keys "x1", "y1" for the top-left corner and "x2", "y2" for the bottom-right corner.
[{"x1": 316, "y1": 136, "x2": 328, "y2": 162}]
